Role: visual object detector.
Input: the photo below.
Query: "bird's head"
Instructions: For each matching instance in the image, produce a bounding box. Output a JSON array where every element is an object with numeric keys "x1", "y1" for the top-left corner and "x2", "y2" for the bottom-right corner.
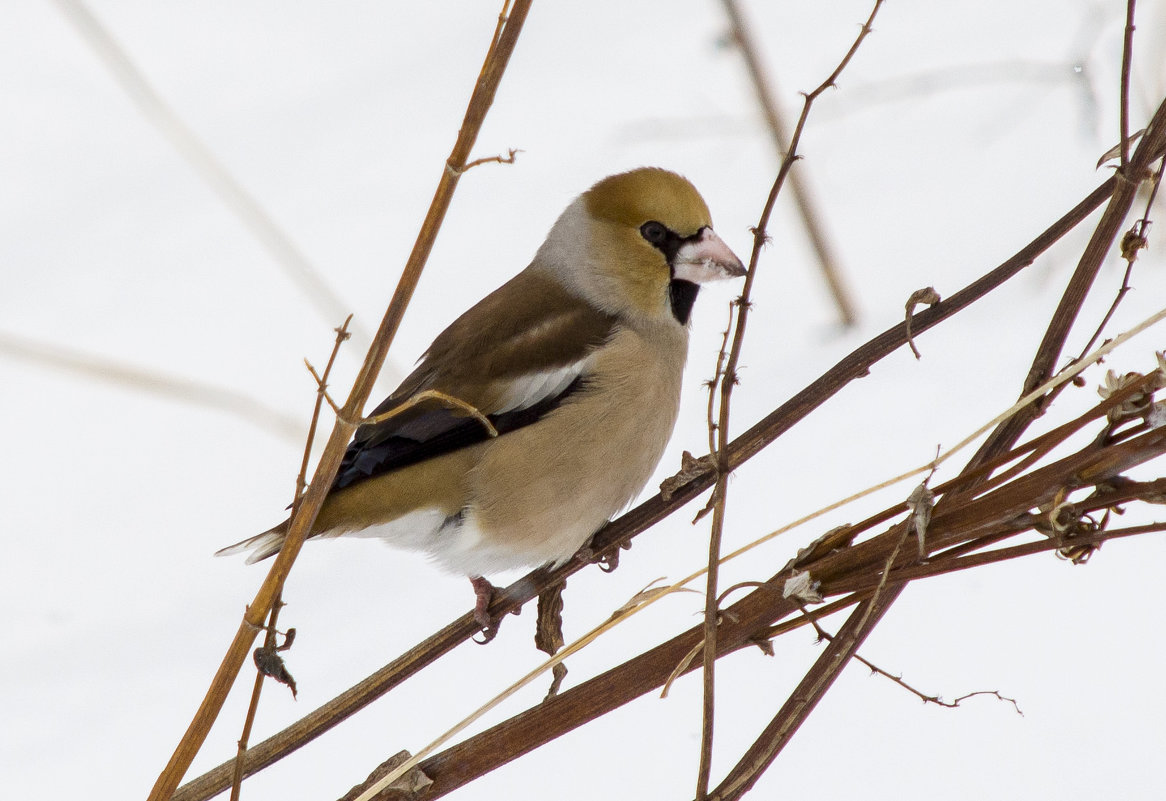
[{"x1": 535, "y1": 167, "x2": 746, "y2": 327}]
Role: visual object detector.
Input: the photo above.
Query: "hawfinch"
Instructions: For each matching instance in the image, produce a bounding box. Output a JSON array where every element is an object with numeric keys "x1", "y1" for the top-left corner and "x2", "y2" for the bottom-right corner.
[{"x1": 220, "y1": 168, "x2": 745, "y2": 628}]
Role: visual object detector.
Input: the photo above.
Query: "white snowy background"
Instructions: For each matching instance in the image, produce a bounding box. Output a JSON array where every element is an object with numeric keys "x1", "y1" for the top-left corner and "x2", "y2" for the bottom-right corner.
[{"x1": 3, "y1": 1, "x2": 1166, "y2": 799}]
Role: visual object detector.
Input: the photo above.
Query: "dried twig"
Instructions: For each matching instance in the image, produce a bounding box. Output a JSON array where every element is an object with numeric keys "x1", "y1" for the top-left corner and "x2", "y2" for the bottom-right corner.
[
  {"x1": 451, "y1": 147, "x2": 522, "y2": 175},
  {"x1": 1074, "y1": 156, "x2": 1164, "y2": 362},
  {"x1": 798, "y1": 602, "x2": 1023, "y2": 715},
  {"x1": 146, "y1": 4, "x2": 534, "y2": 798},
  {"x1": 228, "y1": 317, "x2": 352, "y2": 800},
  {"x1": 228, "y1": 599, "x2": 284, "y2": 801},
  {"x1": 694, "y1": 4, "x2": 876, "y2": 797},
  {"x1": 362, "y1": 389, "x2": 498, "y2": 437},
  {"x1": 697, "y1": 6, "x2": 884, "y2": 795},
  {"x1": 1120, "y1": 0, "x2": 1137, "y2": 171}
]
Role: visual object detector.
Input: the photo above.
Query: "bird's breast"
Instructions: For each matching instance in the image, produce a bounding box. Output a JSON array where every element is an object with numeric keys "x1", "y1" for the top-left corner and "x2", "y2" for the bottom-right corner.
[{"x1": 459, "y1": 324, "x2": 688, "y2": 574}]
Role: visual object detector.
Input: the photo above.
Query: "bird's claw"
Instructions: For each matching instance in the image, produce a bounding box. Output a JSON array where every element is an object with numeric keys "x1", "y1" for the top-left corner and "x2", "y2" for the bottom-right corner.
[{"x1": 470, "y1": 575, "x2": 517, "y2": 643}]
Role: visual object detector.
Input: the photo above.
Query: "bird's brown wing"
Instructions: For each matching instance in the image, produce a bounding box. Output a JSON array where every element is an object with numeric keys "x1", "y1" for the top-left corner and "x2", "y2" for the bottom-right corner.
[{"x1": 333, "y1": 270, "x2": 617, "y2": 490}]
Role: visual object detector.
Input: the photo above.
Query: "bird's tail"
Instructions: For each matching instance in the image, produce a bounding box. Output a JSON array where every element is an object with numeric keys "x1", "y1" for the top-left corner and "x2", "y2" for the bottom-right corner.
[{"x1": 215, "y1": 520, "x2": 289, "y2": 564}]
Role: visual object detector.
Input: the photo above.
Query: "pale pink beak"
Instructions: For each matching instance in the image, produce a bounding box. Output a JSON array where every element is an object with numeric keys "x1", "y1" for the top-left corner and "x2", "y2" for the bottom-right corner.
[{"x1": 672, "y1": 227, "x2": 746, "y2": 283}]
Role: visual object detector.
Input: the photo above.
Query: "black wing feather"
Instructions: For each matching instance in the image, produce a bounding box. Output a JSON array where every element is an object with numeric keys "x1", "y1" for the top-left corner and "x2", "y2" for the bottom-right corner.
[{"x1": 332, "y1": 376, "x2": 585, "y2": 490}]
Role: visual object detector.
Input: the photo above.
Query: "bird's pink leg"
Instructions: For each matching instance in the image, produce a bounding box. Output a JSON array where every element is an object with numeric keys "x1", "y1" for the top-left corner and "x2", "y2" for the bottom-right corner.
[{"x1": 470, "y1": 575, "x2": 500, "y2": 642}]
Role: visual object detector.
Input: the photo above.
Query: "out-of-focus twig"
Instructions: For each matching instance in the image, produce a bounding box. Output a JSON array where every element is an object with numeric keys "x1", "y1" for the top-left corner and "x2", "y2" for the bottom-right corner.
[
  {"x1": 0, "y1": 330, "x2": 302, "y2": 443},
  {"x1": 49, "y1": 0, "x2": 379, "y2": 358},
  {"x1": 720, "y1": 0, "x2": 858, "y2": 327}
]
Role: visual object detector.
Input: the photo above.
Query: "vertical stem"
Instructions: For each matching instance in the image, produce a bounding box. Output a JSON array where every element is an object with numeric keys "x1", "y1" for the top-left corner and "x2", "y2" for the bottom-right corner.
[
  {"x1": 145, "y1": 4, "x2": 533, "y2": 799},
  {"x1": 228, "y1": 595, "x2": 282, "y2": 801},
  {"x1": 1119, "y1": 0, "x2": 1137, "y2": 171},
  {"x1": 695, "y1": 5, "x2": 884, "y2": 795}
]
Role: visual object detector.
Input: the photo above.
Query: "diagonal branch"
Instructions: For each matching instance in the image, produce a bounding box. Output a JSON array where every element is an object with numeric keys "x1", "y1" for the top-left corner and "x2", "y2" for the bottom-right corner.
[{"x1": 146, "y1": 3, "x2": 533, "y2": 799}]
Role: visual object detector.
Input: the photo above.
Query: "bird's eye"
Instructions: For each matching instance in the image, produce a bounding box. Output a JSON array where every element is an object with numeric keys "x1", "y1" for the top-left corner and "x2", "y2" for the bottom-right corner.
[{"x1": 640, "y1": 221, "x2": 669, "y2": 245}]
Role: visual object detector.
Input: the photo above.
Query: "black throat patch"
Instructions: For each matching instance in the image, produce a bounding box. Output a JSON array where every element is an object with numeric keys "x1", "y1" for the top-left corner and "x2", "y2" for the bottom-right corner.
[{"x1": 669, "y1": 279, "x2": 700, "y2": 325}]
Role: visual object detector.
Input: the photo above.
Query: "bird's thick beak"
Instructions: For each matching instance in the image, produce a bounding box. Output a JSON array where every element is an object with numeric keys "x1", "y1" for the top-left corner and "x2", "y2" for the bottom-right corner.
[{"x1": 672, "y1": 227, "x2": 747, "y2": 283}]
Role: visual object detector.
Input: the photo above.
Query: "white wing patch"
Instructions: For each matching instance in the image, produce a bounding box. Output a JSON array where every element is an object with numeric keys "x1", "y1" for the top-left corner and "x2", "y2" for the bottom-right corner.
[{"x1": 493, "y1": 357, "x2": 593, "y2": 415}]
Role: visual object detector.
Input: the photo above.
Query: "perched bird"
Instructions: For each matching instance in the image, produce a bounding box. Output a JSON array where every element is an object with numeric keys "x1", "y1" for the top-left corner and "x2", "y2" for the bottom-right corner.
[{"x1": 219, "y1": 167, "x2": 745, "y2": 633}]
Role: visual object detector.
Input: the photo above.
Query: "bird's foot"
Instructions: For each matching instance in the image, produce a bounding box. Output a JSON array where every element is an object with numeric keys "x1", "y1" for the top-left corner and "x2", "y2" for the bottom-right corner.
[
  {"x1": 470, "y1": 575, "x2": 507, "y2": 643},
  {"x1": 575, "y1": 540, "x2": 624, "y2": 572}
]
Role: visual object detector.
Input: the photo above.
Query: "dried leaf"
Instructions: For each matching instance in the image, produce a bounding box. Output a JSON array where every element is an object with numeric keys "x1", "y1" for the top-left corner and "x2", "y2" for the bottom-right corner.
[
  {"x1": 907, "y1": 482, "x2": 935, "y2": 559},
  {"x1": 253, "y1": 645, "x2": 297, "y2": 699},
  {"x1": 1098, "y1": 370, "x2": 1155, "y2": 422},
  {"x1": 1095, "y1": 128, "x2": 1146, "y2": 168},
  {"x1": 782, "y1": 570, "x2": 823, "y2": 604},
  {"x1": 338, "y1": 750, "x2": 433, "y2": 801},
  {"x1": 613, "y1": 580, "x2": 701, "y2": 617},
  {"x1": 535, "y1": 583, "x2": 567, "y2": 698},
  {"x1": 1120, "y1": 229, "x2": 1148, "y2": 261},
  {"x1": 751, "y1": 637, "x2": 776, "y2": 657},
  {"x1": 904, "y1": 287, "x2": 941, "y2": 359},
  {"x1": 1148, "y1": 400, "x2": 1166, "y2": 431},
  {"x1": 787, "y1": 524, "x2": 855, "y2": 569},
  {"x1": 660, "y1": 450, "x2": 716, "y2": 501}
]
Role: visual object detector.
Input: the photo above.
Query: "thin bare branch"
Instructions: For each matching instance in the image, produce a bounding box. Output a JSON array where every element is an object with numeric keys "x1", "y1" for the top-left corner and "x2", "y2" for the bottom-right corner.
[
  {"x1": 1120, "y1": 0, "x2": 1137, "y2": 171},
  {"x1": 450, "y1": 147, "x2": 522, "y2": 175},
  {"x1": 228, "y1": 598, "x2": 283, "y2": 801},
  {"x1": 697, "y1": 6, "x2": 884, "y2": 795},
  {"x1": 229, "y1": 317, "x2": 352, "y2": 799},
  {"x1": 799, "y1": 602, "x2": 1022, "y2": 715},
  {"x1": 146, "y1": 4, "x2": 534, "y2": 798}
]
